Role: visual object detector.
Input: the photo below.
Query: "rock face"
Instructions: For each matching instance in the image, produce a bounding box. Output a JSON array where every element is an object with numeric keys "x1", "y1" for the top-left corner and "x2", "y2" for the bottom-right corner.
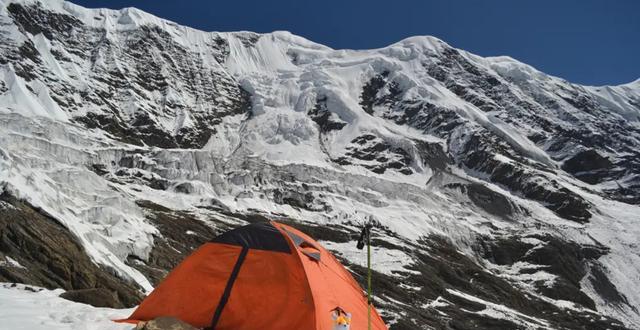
[
  {"x1": 3, "y1": 1, "x2": 250, "y2": 149},
  {"x1": 561, "y1": 149, "x2": 613, "y2": 184},
  {"x1": 0, "y1": 192, "x2": 142, "y2": 308},
  {"x1": 0, "y1": 0, "x2": 640, "y2": 329}
]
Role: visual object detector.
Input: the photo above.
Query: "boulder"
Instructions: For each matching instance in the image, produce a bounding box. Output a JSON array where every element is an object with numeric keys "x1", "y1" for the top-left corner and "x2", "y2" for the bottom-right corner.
[
  {"x1": 135, "y1": 317, "x2": 198, "y2": 330},
  {"x1": 59, "y1": 288, "x2": 119, "y2": 308}
]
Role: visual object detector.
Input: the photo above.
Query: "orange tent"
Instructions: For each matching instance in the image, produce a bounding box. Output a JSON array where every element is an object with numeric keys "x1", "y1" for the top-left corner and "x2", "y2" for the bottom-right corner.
[{"x1": 119, "y1": 221, "x2": 388, "y2": 330}]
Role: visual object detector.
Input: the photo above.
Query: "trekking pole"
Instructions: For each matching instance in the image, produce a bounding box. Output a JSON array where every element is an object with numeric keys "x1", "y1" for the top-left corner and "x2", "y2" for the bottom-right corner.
[
  {"x1": 367, "y1": 228, "x2": 372, "y2": 330},
  {"x1": 357, "y1": 221, "x2": 373, "y2": 330}
]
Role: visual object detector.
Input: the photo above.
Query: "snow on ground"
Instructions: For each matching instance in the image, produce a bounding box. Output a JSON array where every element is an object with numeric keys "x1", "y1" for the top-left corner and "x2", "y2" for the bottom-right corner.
[
  {"x1": 0, "y1": 284, "x2": 133, "y2": 330},
  {"x1": 576, "y1": 191, "x2": 640, "y2": 328},
  {"x1": 320, "y1": 240, "x2": 419, "y2": 277},
  {"x1": 446, "y1": 289, "x2": 550, "y2": 329},
  {"x1": 0, "y1": 256, "x2": 26, "y2": 269},
  {"x1": 487, "y1": 261, "x2": 557, "y2": 291}
]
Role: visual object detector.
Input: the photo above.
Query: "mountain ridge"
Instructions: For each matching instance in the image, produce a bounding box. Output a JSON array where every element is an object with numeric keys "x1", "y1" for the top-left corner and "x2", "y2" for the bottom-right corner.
[
  {"x1": 6, "y1": 0, "x2": 640, "y2": 87},
  {"x1": 1, "y1": 0, "x2": 640, "y2": 329}
]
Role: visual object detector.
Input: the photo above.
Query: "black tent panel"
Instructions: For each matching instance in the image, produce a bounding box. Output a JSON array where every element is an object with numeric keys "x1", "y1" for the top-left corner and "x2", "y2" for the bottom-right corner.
[{"x1": 211, "y1": 222, "x2": 291, "y2": 253}]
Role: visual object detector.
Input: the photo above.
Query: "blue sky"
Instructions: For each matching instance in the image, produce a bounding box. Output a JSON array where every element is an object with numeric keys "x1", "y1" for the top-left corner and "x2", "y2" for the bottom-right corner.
[{"x1": 69, "y1": 0, "x2": 639, "y2": 86}]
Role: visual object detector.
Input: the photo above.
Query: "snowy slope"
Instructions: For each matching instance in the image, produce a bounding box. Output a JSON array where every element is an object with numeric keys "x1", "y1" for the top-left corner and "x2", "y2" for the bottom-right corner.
[
  {"x1": 1, "y1": 0, "x2": 639, "y2": 329},
  {"x1": 0, "y1": 284, "x2": 132, "y2": 330}
]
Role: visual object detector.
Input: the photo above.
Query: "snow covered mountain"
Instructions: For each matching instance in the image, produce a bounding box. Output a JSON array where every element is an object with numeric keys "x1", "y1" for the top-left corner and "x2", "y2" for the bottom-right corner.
[{"x1": 1, "y1": 0, "x2": 639, "y2": 329}]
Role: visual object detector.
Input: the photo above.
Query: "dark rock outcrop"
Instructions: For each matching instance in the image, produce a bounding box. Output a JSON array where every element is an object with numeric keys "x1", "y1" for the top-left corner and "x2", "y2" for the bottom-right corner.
[
  {"x1": 335, "y1": 134, "x2": 414, "y2": 175},
  {"x1": 309, "y1": 95, "x2": 347, "y2": 132},
  {"x1": 0, "y1": 192, "x2": 143, "y2": 308},
  {"x1": 127, "y1": 200, "x2": 222, "y2": 286},
  {"x1": 562, "y1": 149, "x2": 613, "y2": 184},
  {"x1": 59, "y1": 288, "x2": 120, "y2": 308},
  {"x1": 479, "y1": 234, "x2": 622, "y2": 310},
  {"x1": 445, "y1": 183, "x2": 521, "y2": 220}
]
